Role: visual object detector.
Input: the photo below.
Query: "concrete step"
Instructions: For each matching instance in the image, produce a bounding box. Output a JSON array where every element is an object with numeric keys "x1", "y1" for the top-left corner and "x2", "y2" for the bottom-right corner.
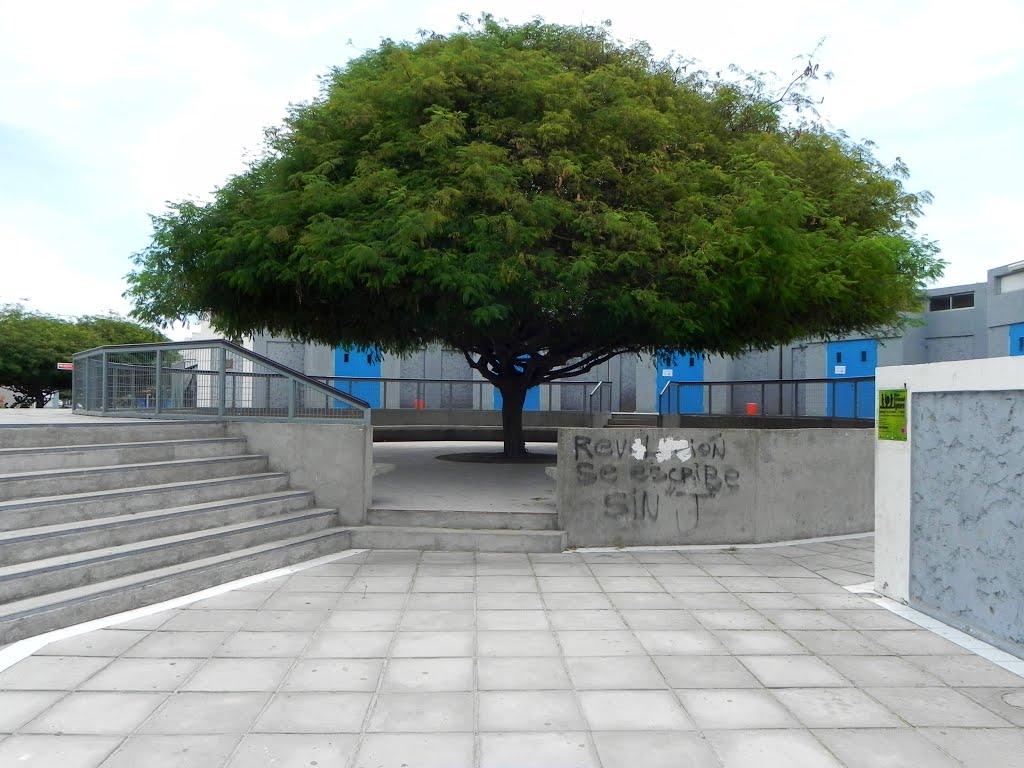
[
  {"x1": 0, "y1": 472, "x2": 292, "y2": 532},
  {"x1": 0, "y1": 528, "x2": 352, "y2": 645},
  {"x1": 0, "y1": 509, "x2": 337, "y2": 603},
  {"x1": 0, "y1": 437, "x2": 248, "y2": 473},
  {"x1": 366, "y1": 507, "x2": 558, "y2": 531},
  {"x1": 0, "y1": 490, "x2": 316, "y2": 565},
  {"x1": 348, "y1": 525, "x2": 566, "y2": 553},
  {"x1": 607, "y1": 412, "x2": 660, "y2": 427},
  {"x1": 0, "y1": 421, "x2": 228, "y2": 449},
  {"x1": 0, "y1": 455, "x2": 269, "y2": 501}
]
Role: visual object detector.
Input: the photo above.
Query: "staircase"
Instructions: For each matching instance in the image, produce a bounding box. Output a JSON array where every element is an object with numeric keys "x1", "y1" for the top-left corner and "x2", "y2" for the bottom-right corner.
[
  {"x1": 0, "y1": 421, "x2": 351, "y2": 645},
  {"x1": 606, "y1": 412, "x2": 661, "y2": 428}
]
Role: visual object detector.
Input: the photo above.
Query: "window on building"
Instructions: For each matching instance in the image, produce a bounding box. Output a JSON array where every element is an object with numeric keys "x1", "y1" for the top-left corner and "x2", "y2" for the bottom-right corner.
[{"x1": 929, "y1": 292, "x2": 975, "y2": 311}]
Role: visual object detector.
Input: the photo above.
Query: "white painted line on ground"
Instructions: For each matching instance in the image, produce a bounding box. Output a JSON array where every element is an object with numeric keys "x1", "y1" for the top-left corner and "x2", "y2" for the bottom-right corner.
[
  {"x1": 574, "y1": 531, "x2": 873, "y2": 553},
  {"x1": 846, "y1": 581, "x2": 1023, "y2": 678},
  {"x1": 0, "y1": 549, "x2": 367, "y2": 673}
]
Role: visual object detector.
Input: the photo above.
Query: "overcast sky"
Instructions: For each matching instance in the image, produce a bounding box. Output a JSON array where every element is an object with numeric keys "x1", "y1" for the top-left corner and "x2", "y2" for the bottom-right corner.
[{"x1": 2, "y1": 0, "x2": 1021, "y2": 337}]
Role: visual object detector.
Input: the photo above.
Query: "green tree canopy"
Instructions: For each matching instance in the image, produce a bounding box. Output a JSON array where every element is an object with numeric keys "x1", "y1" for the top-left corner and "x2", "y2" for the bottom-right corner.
[
  {"x1": 0, "y1": 306, "x2": 166, "y2": 408},
  {"x1": 127, "y1": 16, "x2": 942, "y2": 455}
]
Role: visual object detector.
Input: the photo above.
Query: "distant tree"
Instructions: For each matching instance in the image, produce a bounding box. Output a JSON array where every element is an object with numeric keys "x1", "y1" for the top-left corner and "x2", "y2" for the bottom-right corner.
[
  {"x1": 127, "y1": 16, "x2": 942, "y2": 457},
  {"x1": 0, "y1": 306, "x2": 166, "y2": 408}
]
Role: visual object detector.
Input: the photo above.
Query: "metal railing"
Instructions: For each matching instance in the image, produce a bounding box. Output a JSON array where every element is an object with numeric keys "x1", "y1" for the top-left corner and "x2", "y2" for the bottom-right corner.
[
  {"x1": 658, "y1": 376, "x2": 876, "y2": 420},
  {"x1": 73, "y1": 341, "x2": 370, "y2": 423},
  {"x1": 313, "y1": 376, "x2": 613, "y2": 413}
]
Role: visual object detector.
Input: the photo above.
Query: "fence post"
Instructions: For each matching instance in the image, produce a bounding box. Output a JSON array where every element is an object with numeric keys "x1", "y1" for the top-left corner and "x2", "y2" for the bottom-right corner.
[
  {"x1": 288, "y1": 378, "x2": 297, "y2": 419},
  {"x1": 155, "y1": 350, "x2": 162, "y2": 415},
  {"x1": 100, "y1": 351, "x2": 109, "y2": 413},
  {"x1": 217, "y1": 346, "x2": 227, "y2": 417}
]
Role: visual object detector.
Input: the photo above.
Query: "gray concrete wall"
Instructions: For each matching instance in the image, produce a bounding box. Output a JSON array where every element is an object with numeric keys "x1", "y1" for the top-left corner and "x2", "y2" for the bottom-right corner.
[
  {"x1": 557, "y1": 427, "x2": 873, "y2": 547},
  {"x1": 909, "y1": 390, "x2": 1024, "y2": 657},
  {"x1": 227, "y1": 423, "x2": 373, "y2": 526}
]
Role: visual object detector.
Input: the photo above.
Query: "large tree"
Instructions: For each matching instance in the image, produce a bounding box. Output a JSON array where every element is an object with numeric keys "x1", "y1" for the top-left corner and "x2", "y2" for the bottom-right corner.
[
  {"x1": 127, "y1": 16, "x2": 942, "y2": 456},
  {"x1": 0, "y1": 306, "x2": 166, "y2": 407}
]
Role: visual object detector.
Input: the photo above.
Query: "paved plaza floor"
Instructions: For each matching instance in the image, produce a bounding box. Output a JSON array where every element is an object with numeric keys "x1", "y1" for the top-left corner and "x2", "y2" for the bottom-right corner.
[{"x1": 1, "y1": 536, "x2": 1022, "y2": 767}]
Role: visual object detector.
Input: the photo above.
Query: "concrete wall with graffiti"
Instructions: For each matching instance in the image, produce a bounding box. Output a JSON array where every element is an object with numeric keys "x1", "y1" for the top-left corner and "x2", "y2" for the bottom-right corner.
[{"x1": 556, "y1": 427, "x2": 873, "y2": 547}]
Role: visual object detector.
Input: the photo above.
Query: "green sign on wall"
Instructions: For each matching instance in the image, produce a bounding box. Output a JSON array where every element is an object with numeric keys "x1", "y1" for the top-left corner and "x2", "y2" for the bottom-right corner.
[{"x1": 878, "y1": 389, "x2": 908, "y2": 441}]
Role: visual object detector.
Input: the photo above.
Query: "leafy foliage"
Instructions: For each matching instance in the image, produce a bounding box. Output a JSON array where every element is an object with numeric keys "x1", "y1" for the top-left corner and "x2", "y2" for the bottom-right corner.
[
  {"x1": 126, "y1": 16, "x2": 942, "y2": 453},
  {"x1": 0, "y1": 306, "x2": 166, "y2": 407}
]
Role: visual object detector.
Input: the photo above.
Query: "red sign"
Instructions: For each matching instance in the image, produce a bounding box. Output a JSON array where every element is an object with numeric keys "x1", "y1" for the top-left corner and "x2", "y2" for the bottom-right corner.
[{"x1": 56, "y1": 362, "x2": 74, "y2": 370}]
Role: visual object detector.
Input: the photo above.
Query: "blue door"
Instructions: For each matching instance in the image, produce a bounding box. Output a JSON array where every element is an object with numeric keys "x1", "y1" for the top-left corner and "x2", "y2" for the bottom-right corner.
[
  {"x1": 334, "y1": 347, "x2": 381, "y2": 407},
  {"x1": 492, "y1": 386, "x2": 540, "y2": 412},
  {"x1": 656, "y1": 354, "x2": 704, "y2": 413},
  {"x1": 826, "y1": 340, "x2": 876, "y2": 418},
  {"x1": 1010, "y1": 324, "x2": 1024, "y2": 356}
]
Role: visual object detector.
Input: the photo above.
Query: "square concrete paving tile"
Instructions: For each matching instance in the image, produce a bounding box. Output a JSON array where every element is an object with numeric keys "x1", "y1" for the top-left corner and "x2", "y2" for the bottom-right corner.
[
  {"x1": 22, "y1": 691, "x2": 166, "y2": 735},
  {"x1": 532, "y1": 564, "x2": 592, "y2": 576},
  {"x1": 303, "y1": 561, "x2": 361, "y2": 576},
  {"x1": 140, "y1": 696, "x2": 270, "y2": 737},
  {"x1": 565, "y1": 656, "x2": 667, "y2": 689},
  {"x1": 772, "y1": 687, "x2": 904, "y2": 728},
  {"x1": 477, "y1": 592, "x2": 545, "y2": 610},
  {"x1": 786, "y1": 630, "x2": 889, "y2": 656},
  {"x1": 542, "y1": 592, "x2": 615, "y2": 610},
  {"x1": 335, "y1": 593, "x2": 407, "y2": 611},
  {"x1": 578, "y1": 690, "x2": 692, "y2": 730},
  {"x1": 477, "y1": 610, "x2": 548, "y2": 631},
  {"x1": 608, "y1": 592, "x2": 682, "y2": 609},
  {"x1": 304, "y1": 631, "x2": 394, "y2": 658},
  {"x1": 181, "y1": 658, "x2": 292, "y2": 692},
  {"x1": 228, "y1": 733, "x2": 358, "y2": 768},
  {"x1": 919, "y1": 726, "x2": 1024, "y2": 767},
  {"x1": 353, "y1": 733, "x2": 473, "y2": 768},
  {"x1": 715, "y1": 577, "x2": 788, "y2": 593},
  {"x1": 34, "y1": 630, "x2": 146, "y2": 657},
  {"x1": 712, "y1": 630, "x2": 808, "y2": 655},
  {"x1": 405, "y1": 592, "x2": 475, "y2": 610},
  {"x1": 558, "y1": 630, "x2": 646, "y2": 656},
  {"x1": 345, "y1": 577, "x2": 412, "y2": 593},
  {"x1": 477, "y1": 630, "x2": 560, "y2": 656},
  {"x1": 280, "y1": 658, "x2": 383, "y2": 692},
  {"x1": 158, "y1": 609, "x2": 254, "y2": 632},
  {"x1": 479, "y1": 690, "x2": 585, "y2": 730},
  {"x1": 477, "y1": 657, "x2": 571, "y2": 690},
  {"x1": 700, "y1": 563, "x2": 762, "y2": 577},
  {"x1": 619, "y1": 609, "x2": 698, "y2": 630},
  {"x1": 214, "y1": 631, "x2": 314, "y2": 658},
  {"x1": 821, "y1": 655, "x2": 943, "y2": 687},
  {"x1": 187, "y1": 590, "x2": 270, "y2": 609},
  {"x1": 634, "y1": 630, "x2": 727, "y2": 656},
  {"x1": 547, "y1": 610, "x2": 626, "y2": 631},
  {"x1": 958, "y1": 688, "x2": 1024, "y2": 726},
  {"x1": 705, "y1": 728, "x2": 844, "y2": 767},
  {"x1": 537, "y1": 577, "x2": 600, "y2": 592},
  {"x1": 260, "y1": 592, "x2": 339, "y2": 612},
  {"x1": 367, "y1": 692, "x2": 474, "y2": 732},
  {"x1": 902, "y1": 654, "x2": 1024, "y2": 687},
  {"x1": 279, "y1": 575, "x2": 351, "y2": 592},
  {"x1": 0, "y1": 735, "x2": 122, "y2": 768},
  {"x1": 111, "y1": 611, "x2": 179, "y2": 630},
  {"x1": 827, "y1": 609, "x2": 919, "y2": 631},
  {"x1": 99, "y1": 735, "x2": 239, "y2": 768},
  {"x1": 735, "y1": 592, "x2": 814, "y2": 610},
  {"x1": 752, "y1": 565, "x2": 818, "y2": 578},
  {"x1": 759, "y1": 609, "x2": 851, "y2": 631},
  {"x1": 674, "y1": 592, "x2": 748, "y2": 610},
  {"x1": 475, "y1": 565, "x2": 533, "y2": 576},
  {"x1": 323, "y1": 610, "x2": 401, "y2": 631},
  {"x1": 592, "y1": 731, "x2": 720, "y2": 768},
  {"x1": 124, "y1": 631, "x2": 231, "y2": 657},
  {"x1": 478, "y1": 576, "x2": 539, "y2": 592},
  {"x1": 588, "y1": 564, "x2": 651, "y2": 576},
  {"x1": 413, "y1": 576, "x2": 475, "y2": 593},
  {"x1": 0, "y1": 691, "x2": 64, "y2": 733},
  {"x1": 479, "y1": 732, "x2": 599, "y2": 768},
  {"x1": 399, "y1": 610, "x2": 475, "y2": 631},
  {"x1": 773, "y1": 578, "x2": 847, "y2": 594},
  {"x1": 862, "y1": 630, "x2": 972, "y2": 655},
  {"x1": 0, "y1": 656, "x2": 111, "y2": 690},
  {"x1": 691, "y1": 610, "x2": 776, "y2": 631},
  {"x1": 738, "y1": 656, "x2": 850, "y2": 688},
  {"x1": 813, "y1": 728, "x2": 960, "y2": 768},
  {"x1": 656, "y1": 656, "x2": 762, "y2": 689},
  {"x1": 391, "y1": 631, "x2": 474, "y2": 657},
  {"x1": 678, "y1": 689, "x2": 799, "y2": 729},
  {"x1": 657, "y1": 577, "x2": 727, "y2": 593},
  {"x1": 418, "y1": 564, "x2": 475, "y2": 577},
  {"x1": 382, "y1": 657, "x2": 473, "y2": 692},
  {"x1": 241, "y1": 609, "x2": 328, "y2": 632},
  {"x1": 596, "y1": 576, "x2": 664, "y2": 592},
  {"x1": 865, "y1": 687, "x2": 1013, "y2": 727},
  {"x1": 644, "y1": 563, "x2": 707, "y2": 576},
  {"x1": 798, "y1": 592, "x2": 878, "y2": 610},
  {"x1": 79, "y1": 657, "x2": 202, "y2": 691},
  {"x1": 252, "y1": 692, "x2": 371, "y2": 733}
]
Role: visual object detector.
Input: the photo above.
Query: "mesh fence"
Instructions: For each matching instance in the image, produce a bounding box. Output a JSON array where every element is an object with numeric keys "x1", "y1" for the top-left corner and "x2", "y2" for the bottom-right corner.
[{"x1": 659, "y1": 378, "x2": 875, "y2": 419}]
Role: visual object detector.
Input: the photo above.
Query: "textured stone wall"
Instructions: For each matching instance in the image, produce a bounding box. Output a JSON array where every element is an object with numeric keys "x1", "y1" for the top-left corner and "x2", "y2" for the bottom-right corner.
[{"x1": 909, "y1": 391, "x2": 1024, "y2": 656}]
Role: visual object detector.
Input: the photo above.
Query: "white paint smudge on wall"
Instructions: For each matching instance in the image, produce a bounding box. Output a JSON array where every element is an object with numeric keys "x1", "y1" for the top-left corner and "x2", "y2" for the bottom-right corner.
[
  {"x1": 655, "y1": 437, "x2": 694, "y2": 463},
  {"x1": 630, "y1": 438, "x2": 647, "y2": 460}
]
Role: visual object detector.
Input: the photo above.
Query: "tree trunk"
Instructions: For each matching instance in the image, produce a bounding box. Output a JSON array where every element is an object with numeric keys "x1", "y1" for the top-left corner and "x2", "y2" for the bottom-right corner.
[
  {"x1": 34, "y1": 392, "x2": 47, "y2": 408},
  {"x1": 497, "y1": 381, "x2": 528, "y2": 459}
]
